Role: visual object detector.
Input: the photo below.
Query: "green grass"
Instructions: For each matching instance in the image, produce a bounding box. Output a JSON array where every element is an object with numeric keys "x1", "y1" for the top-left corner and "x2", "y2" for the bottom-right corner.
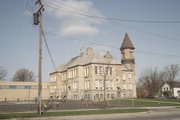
[
  {"x1": 134, "y1": 100, "x2": 180, "y2": 107},
  {"x1": 110, "y1": 98, "x2": 180, "y2": 107},
  {"x1": 0, "y1": 109, "x2": 148, "y2": 119},
  {"x1": 138, "y1": 98, "x2": 180, "y2": 103}
]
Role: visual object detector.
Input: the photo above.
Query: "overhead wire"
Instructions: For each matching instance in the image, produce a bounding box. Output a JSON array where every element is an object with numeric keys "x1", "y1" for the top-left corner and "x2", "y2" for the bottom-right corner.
[
  {"x1": 25, "y1": 0, "x2": 35, "y2": 14},
  {"x1": 42, "y1": 29, "x2": 57, "y2": 72},
  {"x1": 41, "y1": 1, "x2": 180, "y2": 59},
  {"x1": 44, "y1": 2, "x2": 180, "y2": 24},
  {"x1": 44, "y1": 1, "x2": 180, "y2": 42},
  {"x1": 42, "y1": 30, "x2": 180, "y2": 58}
]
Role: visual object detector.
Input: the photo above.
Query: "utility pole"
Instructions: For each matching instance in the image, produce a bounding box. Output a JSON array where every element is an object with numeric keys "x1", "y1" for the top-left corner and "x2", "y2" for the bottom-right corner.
[{"x1": 34, "y1": 0, "x2": 44, "y2": 115}]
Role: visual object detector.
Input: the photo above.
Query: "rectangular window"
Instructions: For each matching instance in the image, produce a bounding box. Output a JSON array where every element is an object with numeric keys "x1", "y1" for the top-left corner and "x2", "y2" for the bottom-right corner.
[
  {"x1": 110, "y1": 80, "x2": 114, "y2": 90},
  {"x1": 109, "y1": 67, "x2": 112, "y2": 75},
  {"x1": 99, "y1": 66, "x2": 102, "y2": 75},
  {"x1": 84, "y1": 67, "x2": 89, "y2": 76},
  {"x1": 128, "y1": 73, "x2": 131, "y2": 79},
  {"x1": 99, "y1": 80, "x2": 103, "y2": 89},
  {"x1": 129, "y1": 84, "x2": 132, "y2": 90},
  {"x1": 95, "y1": 66, "x2": 98, "y2": 75},
  {"x1": 9, "y1": 85, "x2": 16, "y2": 89},
  {"x1": 62, "y1": 73, "x2": 67, "y2": 80},
  {"x1": 24, "y1": 85, "x2": 31, "y2": 89},
  {"x1": 116, "y1": 79, "x2": 119, "y2": 83},
  {"x1": 50, "y1": 86, "x2": 56, "y2": 93},
  {"x1": 106, "y1": 67, "x2": 109, "y2": 75},
  {"x1": 111, "y1": 94, "x2": 114, "y2": 99},
  {"x1": 123, "y1": 84, "x2": 126, "y2": 90},
  {"x1": 106, "y1": 80, "x2": 109, "y2": 89},
  {"x1": 73, "y1": 81, "x2": 78, "y2": 90},
  {"x1": 85, "y1": 80, "x2": 90, "y2": 90},
  {"x1": 95, "y1": 80, "x2": 99, "y2": 89},
  {"x1": 123, "y1": 74, "x2": 126, "y2": 80},
  {"x1": 54, "y1": 76, "x2": 56, "y2": 81}
]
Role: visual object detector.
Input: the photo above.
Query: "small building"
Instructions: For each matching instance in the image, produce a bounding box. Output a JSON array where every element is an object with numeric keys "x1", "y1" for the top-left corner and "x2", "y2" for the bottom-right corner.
[
  {"x1": 0, "y1": 81, "x2": 50, "y2": 101},
  {"x1": 50, "y1": 33, "x2": 137, "y2": 100},
  {"x1": 162, "y1": 82, "x2": 180, "y2": 98}
]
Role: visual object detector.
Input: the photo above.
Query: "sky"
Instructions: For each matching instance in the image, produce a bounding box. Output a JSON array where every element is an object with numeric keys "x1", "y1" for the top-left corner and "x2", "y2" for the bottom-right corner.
[{"x1": 0, "y1": 0, "x2": 180, "y2": 82}]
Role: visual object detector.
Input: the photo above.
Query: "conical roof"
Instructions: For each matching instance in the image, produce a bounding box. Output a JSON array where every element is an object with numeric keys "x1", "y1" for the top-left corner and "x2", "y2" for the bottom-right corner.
[{"x1": 120, "y1": 33, "x2": 135, "y2": 51}]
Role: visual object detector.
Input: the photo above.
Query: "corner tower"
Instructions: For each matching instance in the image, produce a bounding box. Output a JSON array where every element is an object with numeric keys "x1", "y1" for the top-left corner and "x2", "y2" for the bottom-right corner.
[{"x1": 120, "y1": 33, "x2": 135, "y2": 70}]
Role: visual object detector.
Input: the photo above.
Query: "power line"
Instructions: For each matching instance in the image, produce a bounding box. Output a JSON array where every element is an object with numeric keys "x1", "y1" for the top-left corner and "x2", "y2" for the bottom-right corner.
[
  {"x1": 42, "y1": 30, "x2": 180, "y2": 58},
  {"x1": 45, "y1": 3, "x2": 180, "y2": 24},
  {"x1": 42, "y1": 30, "x2": 57, "y2": 71},
  {"x1": 43, "y1": 1, "x2": 180, "y2": 42}
]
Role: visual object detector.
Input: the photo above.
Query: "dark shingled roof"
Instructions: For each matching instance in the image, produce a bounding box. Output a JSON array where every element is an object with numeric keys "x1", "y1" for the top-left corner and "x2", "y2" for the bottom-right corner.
[
  {"x1": 172, "y1": 81, "x2": 180, "y2": 88},
  {"x1": 120, "y1": 33, "x2": 135, "y2": 51}
]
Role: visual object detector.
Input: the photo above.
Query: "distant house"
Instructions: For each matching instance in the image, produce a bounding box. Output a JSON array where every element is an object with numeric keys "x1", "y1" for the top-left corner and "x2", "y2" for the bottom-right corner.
[{"x1": 162, "y1": 82, "x2": 180, "y2": 98}]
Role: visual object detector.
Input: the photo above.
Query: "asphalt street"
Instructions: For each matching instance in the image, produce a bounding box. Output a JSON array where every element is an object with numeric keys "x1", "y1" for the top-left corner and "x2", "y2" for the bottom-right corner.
[{"x1": 10, "y1": 107, "x2": 180, "y2": 120}]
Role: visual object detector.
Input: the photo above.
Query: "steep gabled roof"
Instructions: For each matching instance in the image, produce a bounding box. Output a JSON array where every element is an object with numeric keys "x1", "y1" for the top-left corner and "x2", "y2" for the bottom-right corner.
[{"x1": 120, "y1": 33, "x2": 135, "y2": 51}]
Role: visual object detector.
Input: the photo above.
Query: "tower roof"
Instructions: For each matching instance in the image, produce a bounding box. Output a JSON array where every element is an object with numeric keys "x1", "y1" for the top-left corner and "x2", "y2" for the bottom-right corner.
[{"x1": 120, "y1": 33, "x2": 135, "y2": 51}]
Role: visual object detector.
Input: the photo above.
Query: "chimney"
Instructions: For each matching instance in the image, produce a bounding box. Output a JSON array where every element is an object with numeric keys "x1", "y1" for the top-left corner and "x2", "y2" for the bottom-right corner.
[
  {"x1": 80, "y1": 52, "x2": 84, "y2": 57},
  {"x1": 86, "y1": 47, "x2": 93, "y2": 55}
]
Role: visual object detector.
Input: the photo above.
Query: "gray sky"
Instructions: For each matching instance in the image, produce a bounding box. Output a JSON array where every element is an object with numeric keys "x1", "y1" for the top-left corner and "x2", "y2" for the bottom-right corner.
[{"x1": 0, "y1": 0, "x2": 180, "y2": 81}]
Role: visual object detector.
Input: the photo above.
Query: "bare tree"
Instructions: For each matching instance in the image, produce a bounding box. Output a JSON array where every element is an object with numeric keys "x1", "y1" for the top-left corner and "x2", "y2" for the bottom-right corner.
[
  {"x1": 138, "y1": 68, "x2": 164, "y2": 97},
  {"x1": 163, "y1": 64, "x2": 180, "y2": 87},
  {"x1": 12, "y1": 68, "x2": 35, "y2": 82},
  {"x1": 0, "y1": 66, "x2": 8, "y2": 81}
]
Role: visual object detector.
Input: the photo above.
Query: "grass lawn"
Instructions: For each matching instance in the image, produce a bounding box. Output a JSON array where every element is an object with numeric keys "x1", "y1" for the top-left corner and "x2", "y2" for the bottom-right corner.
[
  {"x1": 0, "y1": 108, "x2": 148, "y2": 119},
  {"x1": 138, "y1": 98, "x2": 180, "y2": 103},
  {"x1": 110, "y1": 98, "x2": 180, "y2": 107}
]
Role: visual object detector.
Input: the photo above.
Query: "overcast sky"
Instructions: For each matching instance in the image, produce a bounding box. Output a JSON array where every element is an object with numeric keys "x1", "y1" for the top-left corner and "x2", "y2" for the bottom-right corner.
[{"x1": 0, "y1": 0, "x2": 180, "y2": 82}]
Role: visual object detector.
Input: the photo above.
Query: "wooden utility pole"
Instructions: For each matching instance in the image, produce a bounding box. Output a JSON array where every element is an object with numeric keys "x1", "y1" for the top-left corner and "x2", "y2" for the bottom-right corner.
[
  {"x1": 34, "y1": 0, "x2": 44, "y2": 115},
  {"x1": 38, "y1": 12, "x2": 42, "y2": 115}
]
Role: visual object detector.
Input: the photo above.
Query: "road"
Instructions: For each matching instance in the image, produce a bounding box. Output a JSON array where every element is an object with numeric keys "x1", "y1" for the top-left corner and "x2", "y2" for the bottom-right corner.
[{"x1": 6, "y1": 107, "x2": 180, "y2": 120}]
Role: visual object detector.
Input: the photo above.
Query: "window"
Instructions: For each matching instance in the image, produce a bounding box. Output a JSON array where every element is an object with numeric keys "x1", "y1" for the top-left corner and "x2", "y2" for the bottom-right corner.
[
  {"x1": 128, "y1": 73, "x2": 131, "y2": 79},
  {"x1": 62, "y1": 73, "x2": 67, "y2": 80},
  {"x1": 68, "y1": 69, "x2": 77, "y2": 78},
  {"x1": 110, "y1": 80, "x2": 114, "y2": 90},
  {"x1": 116, "y1": 79, "x2": 119, "y2": 83},
  {"x1": 62, "y1": 84, "x2": 67, "y2": 92},
  {"x1": 24, "y1": 85, "x2": 31, "y2": 89},
  {"x1": 106, "y1": 67, "x2": 109, "y2": 75},
  {"x1": 95, "y1": 66, "x2": 98, "y2": 75},
  {"x1": 107, "y1": 94, "x2": 110, "y2": 99},
  {"x1": 111, "y1": 94, "x2": 114, "y2": 99},
  {"x1": 84, "y1": 67, "x2": 89, "y2": 76},
  {"x1": 123, "y1": 84, "x2": 126, "y2": 90},
  {"x1": 54, "y1": 76, "x2": 57, "y2": 81},
  {"x1": 109, "y1": 67, "x2": 112, "y2": 75},
  {"x1": 9, "y1": 85, "x2": 16, "y2": 89},
  {"x1": 123, "y1": 74, "x2": 126, "y2": 80},
  {"x1": 99, "y1": 80, "x2": 103, "y2": 89},
  {"x1": 130, "y1": 51, "x2": 133, "y2": 58},
  {"x1": 106, "y1": 80, "x2": 109, "y2": 89},
  {"x1": 99, "y1": 66, "x2": 102, "y2": 75},
  {"x1": 95, "y1": 80, "x2": 99, "y2": 89},
  {"x1": 122, "y1": 52, "x2": 125, "y2": 59},
  {"x1": 129, "y1": 84, "x2": 132, "y2": 90},
  {"x1": 85, "y1": 80, "x2": 90, "y2": 90},
  {"x1": 68, "y1": 70, "x2": 72, "y2": 78},
  {"x1": 50, "y1": 76, "x2": 56, "y2": 82},
  {"x1": 50, "y1": 86, "x2": 56, "y2": 93},
  {"x1": 73, "y1": 81, "x2": 78, "y2": 90}
]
